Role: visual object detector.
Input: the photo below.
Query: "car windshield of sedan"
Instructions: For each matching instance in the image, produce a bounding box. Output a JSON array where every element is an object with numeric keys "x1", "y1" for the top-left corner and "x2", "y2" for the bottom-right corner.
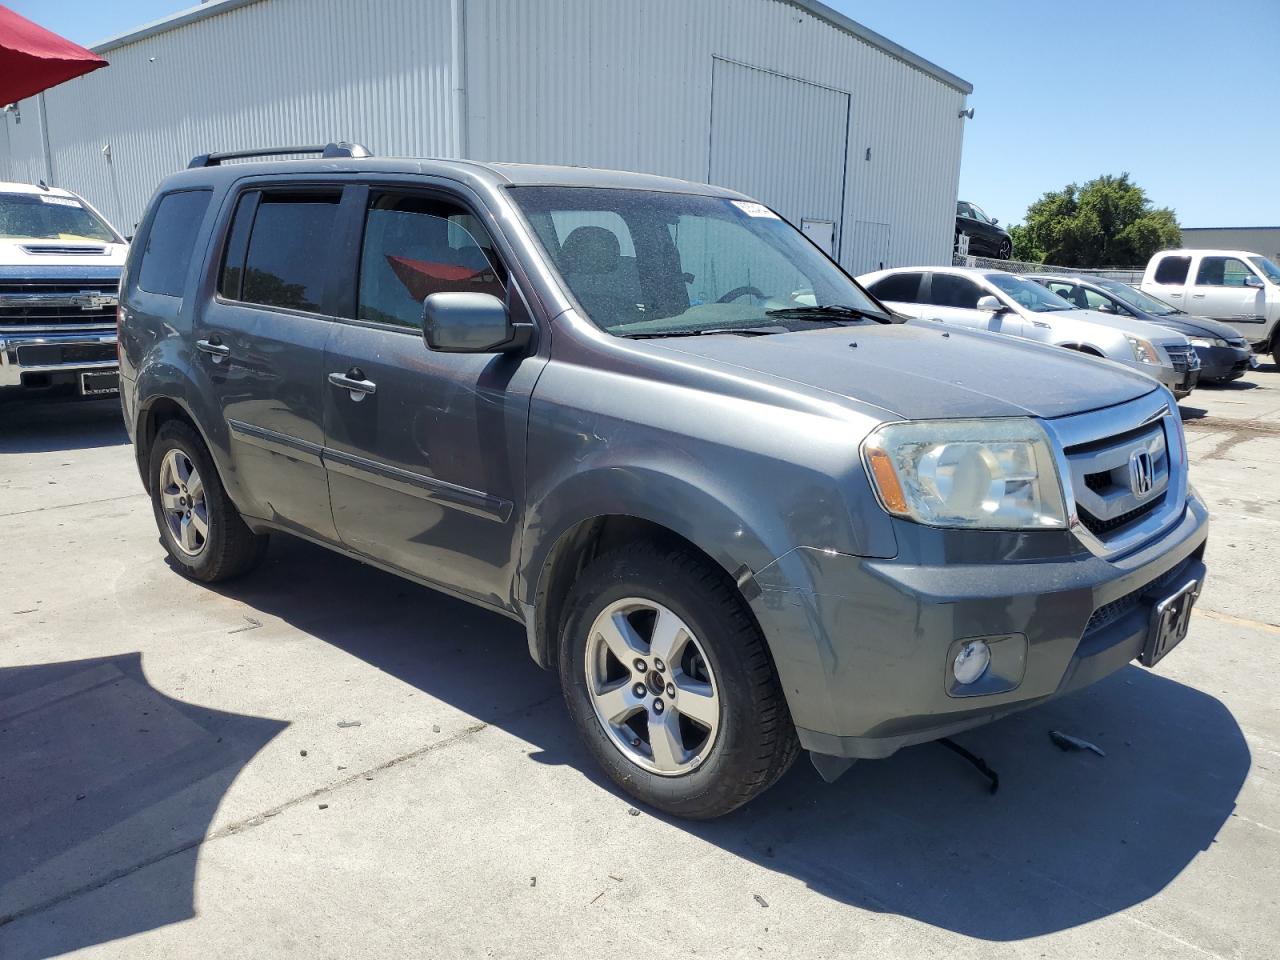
[
  {"x1": 0, "y1": 192, "x2": 119, "y2": 243},
  {"x1": 1248, "y1": 256, "x2": 1280, "y2": 284},
  {"x1": 1093, "y1": 277, "x2": 1178, "y2": 316},
  {"x1": 985, "y1": 273, "x2": 1074, "y2": 312},
  {"x1": 508, "y1": 186, "x2": 888, "y2": 337}
]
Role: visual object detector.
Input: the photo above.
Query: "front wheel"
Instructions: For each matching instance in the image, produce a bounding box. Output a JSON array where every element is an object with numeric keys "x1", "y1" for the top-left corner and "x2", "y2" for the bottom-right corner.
[{"x1": 558, "y1": 543, "x2": 799, "y2": 819}]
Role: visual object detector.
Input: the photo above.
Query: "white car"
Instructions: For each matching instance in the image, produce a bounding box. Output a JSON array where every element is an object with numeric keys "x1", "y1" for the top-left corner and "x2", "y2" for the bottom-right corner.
[
  {"x1": 858, "y1": 266, "x2": 1200, "y2": 398},
  {"x1": 0, "y1": 182, "x2": 127, "y2": 400},
  {"x1": 1140, "y1": 248, "x2": 1280, "y2": 366}
]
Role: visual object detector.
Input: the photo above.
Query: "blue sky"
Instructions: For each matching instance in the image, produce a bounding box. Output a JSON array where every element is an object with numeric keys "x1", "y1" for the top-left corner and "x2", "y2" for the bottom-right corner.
[{"x1": 15, "y1": 0, "x2": 1280, "y2": 228}]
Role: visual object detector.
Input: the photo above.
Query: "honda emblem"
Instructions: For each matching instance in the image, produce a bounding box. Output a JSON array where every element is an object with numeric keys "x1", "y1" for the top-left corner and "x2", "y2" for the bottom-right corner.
[{"x1": 1129, "y1": 449, "x2": 1155, "y2": 498}]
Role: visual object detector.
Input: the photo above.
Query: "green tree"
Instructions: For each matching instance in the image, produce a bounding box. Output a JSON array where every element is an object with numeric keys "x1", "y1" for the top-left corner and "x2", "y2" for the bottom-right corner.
[{"x1": 1014, "y1": 174, "x2": 1181, "y2": 268}]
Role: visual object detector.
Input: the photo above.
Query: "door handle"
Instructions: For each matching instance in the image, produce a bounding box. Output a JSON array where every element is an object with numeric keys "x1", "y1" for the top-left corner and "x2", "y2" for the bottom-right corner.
[
  {"x1": 328, "y1": 369, "x2": 377, "y2": 401},
  {"x1": 196, "y1": 338, "x2": 230, "y2": 362},
  {"x1": 1192, "y1": 293, "x2": 1206, "y2": 299}
]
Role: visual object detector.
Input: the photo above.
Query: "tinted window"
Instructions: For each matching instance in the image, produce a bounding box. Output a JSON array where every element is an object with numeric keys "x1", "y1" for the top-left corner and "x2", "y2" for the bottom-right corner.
[
  {"x1": 218, "y1": 192, "x2": 257, "y2": 300},
  {"x1": 868, "y1": 272, "x2": 924, "y2": 303},
  {"x1": 238, "y1": 193, "x2": 341, "y2": 312},
  {"x1": 138, "y1": 190, "x2": 212, "y2": 297},
  {"x1": 1153, "y1": 256, "x2": 1190, "y2": 285},
  {"x1": 927, "y1": 273, "x2": 983, "y2": 309},
  {"x1": 1196, "y1": 256, "x2": 1254, "y2": 287},
  {"x1": 357, "y1": 194, "x2": 506, "y2": 329}
]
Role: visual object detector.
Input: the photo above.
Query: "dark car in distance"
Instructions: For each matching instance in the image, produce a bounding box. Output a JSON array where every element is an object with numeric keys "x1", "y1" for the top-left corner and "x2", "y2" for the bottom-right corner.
[
  {"x1": 955, "y1": 201, "x2": 1012, "y2": 260},
  {"x1": 1029, "y1": 274, "x2": 1256, "y2": 383}
]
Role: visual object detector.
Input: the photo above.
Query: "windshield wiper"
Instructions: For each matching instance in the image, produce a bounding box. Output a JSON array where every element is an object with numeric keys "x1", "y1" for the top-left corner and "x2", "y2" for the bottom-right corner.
[
  {"x1": 620, "y1": 327, "x2": 782, "y2": 339},
  {"x1": 765, "y1": 304, "x2": 890, "y2": 324}
]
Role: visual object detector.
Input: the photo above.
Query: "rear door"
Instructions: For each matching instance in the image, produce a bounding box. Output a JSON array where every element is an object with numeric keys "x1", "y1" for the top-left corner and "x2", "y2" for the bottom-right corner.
[
  {"x1": 194, "y1": 186, "x2": 344, "y2": 542},
  {"x1": 1148, "y1": 254, "x2": 1193, "y2": 308},
  {"x1": 320, "y1": 183, "x2": 546, "y2": 607},
  {"x1": 862, "y1": 271, "x2": 926, "y2": 317},
  {"x1": 1187, "y1": 255, "x2": 1268, "y2": 339}
]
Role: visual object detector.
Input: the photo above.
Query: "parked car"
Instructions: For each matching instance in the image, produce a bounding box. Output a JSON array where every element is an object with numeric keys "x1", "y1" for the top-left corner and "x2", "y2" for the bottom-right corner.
[
  {"x1": 955, "y1": 201, "x2": 1012, "y2": 260},
  {"x1": 1141, "y1": 249, "x2": 1280, "y2": 366},
  {"x1": 858, "y1": 266, "x2": 1200, "y2": 398},
  {"x1": 118, "y1": 144, "x2": 1209, "y2": 819},
  {"x1": 1028, "y1": 274, "x2": 1256, "y2": 383},
  {"x1": 0, "y1": 181, "x2": 126, "y2": 400}
]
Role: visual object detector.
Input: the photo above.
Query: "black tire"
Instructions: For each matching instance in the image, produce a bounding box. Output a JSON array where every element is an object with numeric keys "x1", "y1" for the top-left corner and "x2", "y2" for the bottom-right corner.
[
  {"x1": 558, "y1": 542, "x2": 799, "y2": 819},
  {"x1": 148, "y1": 420, "x2": 268, "y2": 582}
]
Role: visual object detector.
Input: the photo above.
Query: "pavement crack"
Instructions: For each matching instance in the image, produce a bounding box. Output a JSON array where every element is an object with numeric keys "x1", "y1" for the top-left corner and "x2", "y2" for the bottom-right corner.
[
  {"x1": 0, "y1": 492, "x2": 142, "y2": 520},
  {"x1": 0, "y1": 691, "x2": 560, "y2": 929}
]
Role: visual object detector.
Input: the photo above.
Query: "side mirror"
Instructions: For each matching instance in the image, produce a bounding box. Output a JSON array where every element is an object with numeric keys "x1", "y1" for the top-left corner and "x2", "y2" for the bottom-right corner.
[
  {"x1": 1096, "y1": 300, "x2": 1118, "y2": 314},
  {"x1": 976, "y1": 295, "x2": 1004, "y2": 312},
  {"x1": 422, "y1": 292, "x2": 531, "y2": 353},
  {"x1": 990, "y1": 217, "x2": 999, "y2": 226},
  {"x1": 1244, "y1": 275, "x2": 1264, "y2": 289}
]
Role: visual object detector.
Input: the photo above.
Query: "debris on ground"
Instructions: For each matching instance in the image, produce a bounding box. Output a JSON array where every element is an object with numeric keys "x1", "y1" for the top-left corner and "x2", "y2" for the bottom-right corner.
[
  {"x1": 754, "y1": 894, "x2": 769, "y2": 908},
  {"x1": 589, "y1": 889, "x2": 606, "y2": 905},
  {"x1": 337, "y1": 720, "x2": 362, "y2": 728},
  {"x1": 608, "y1": 874, "x2": 623, "y2": 882},
  {"x1": 318, "y1": 803, "x2": 329, "y2": 810},
  {"x1": 300, "y1": 749, "x2": 308, "y2": 757},
  {"x1": 627, "y1": 807, "x2": 640, "y2": 817},
  {"x1": 530, "y1": 876, "x2": 536, "y2": 887},
  {"x1": 228, "y1": 616, "x2": 262, "y2": 634},
  {"x1": 432, "y1": 724, "x2": 441, "y2": 733},
  {"x1": 1049, "y1": 730, "x2": 1106, "y2": 756},
  {"x1": 938, "y1": 737, "x2": 999, "y2": 793}
]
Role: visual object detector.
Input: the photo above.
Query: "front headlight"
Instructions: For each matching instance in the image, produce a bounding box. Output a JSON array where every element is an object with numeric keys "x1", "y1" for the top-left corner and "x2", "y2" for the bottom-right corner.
[
  {"x1": 1127, "y1": 336, "x2": 1160, "y2": 364},
  {"x1": 862, "y1": 419, "x2": 1067, "y2": 529},
  {"x1": 1188, "y1": 336, "x2": 1229, "y2": 348}
]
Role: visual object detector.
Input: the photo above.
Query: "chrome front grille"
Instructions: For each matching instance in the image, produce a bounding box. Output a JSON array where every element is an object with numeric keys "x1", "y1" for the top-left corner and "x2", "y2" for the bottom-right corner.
[
  {"x1": 0, "y1": 278, "x2": 119, "y2": 331},
  {"x1": 1164, "y1": 343, "x2": 1198, "y2": 372}
]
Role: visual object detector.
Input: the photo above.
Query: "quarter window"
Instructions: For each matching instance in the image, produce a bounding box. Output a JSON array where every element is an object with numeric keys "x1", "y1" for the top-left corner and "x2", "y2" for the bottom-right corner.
[
  {"x1": 1196, "y1": 256, "x2": 1255, "y2": 287},
  {"x1": 225, "y1": 192, "x2": 341, "y2": 312},
  {"x1": 138, "y1": 190, "x2": 212, "y2": 298},
  {"x1": 1153, "y1": 256, "x2": 1190, "y2": 285},
  {"x1": 357, "y1": 194, "x2": 506, "y2": 329}
]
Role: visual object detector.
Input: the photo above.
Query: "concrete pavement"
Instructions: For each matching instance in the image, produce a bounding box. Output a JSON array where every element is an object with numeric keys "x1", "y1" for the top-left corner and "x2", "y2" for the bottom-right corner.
[{"x1": 2, "y1": 368, "x2": 1278, "y2": 959}]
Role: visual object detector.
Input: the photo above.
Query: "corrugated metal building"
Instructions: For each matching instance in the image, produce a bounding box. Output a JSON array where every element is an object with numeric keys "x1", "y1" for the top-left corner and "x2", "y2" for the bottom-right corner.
[
  {"x1": 0, "y1": 0, "x2": 971, "y2": 274},
  {"x1": 1180, "y1": 227, "x2": 1280, "y2": 264}
]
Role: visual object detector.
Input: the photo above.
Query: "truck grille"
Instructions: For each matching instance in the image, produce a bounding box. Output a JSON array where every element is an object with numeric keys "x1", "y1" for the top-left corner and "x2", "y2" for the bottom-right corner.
[{"x1": 0, "y1": 279, "x2": 119, "y2": 330}]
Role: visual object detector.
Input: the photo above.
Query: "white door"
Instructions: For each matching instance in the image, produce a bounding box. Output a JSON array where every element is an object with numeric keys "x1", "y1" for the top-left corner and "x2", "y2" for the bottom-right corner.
[
  {"x1": 709, "y1": 58, "x2": 848, "y2": 256},
  {"x1": 923, "y1": 273, "x2": 1026, "y2": 337},
  {"x1": 1187, "y1": 254, "x2": 1268, "y2": 339},
  {"x1": 801, "y1": 218, "x2": 835, "y2": 254}
]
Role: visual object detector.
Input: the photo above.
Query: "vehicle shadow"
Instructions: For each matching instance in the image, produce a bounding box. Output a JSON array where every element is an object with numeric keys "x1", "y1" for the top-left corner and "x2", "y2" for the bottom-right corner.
[
  {"x1": 215, "y1": 537, "x2": 1247, "y2": 943},
  {"x1": 0, "y1": 399, "x2": 128, "y2": 453},
  {"x1": 0, "y1": 653, "x2": 286, "y2": 958}
]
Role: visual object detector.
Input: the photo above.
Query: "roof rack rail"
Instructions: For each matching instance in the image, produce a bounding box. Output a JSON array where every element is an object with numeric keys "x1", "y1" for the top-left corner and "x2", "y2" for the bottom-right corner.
[{"x1": 187, "y1": 141, "x2": 372, "y2": 169}]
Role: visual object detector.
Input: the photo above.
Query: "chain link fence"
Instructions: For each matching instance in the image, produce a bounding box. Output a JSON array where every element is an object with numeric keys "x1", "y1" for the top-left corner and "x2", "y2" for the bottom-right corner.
[{"x1": 951, "y1": 252, "x2": 1144, "y2": 284}]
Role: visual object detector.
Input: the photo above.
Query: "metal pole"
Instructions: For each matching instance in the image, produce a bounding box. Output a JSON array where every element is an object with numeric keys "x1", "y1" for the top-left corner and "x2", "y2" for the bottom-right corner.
[
  {"x1": 37, "y1": 92, "x2": 56, "y2": 185},
  {"x1": 450, "y1": 0, "x2": 468, "y2": 159}
]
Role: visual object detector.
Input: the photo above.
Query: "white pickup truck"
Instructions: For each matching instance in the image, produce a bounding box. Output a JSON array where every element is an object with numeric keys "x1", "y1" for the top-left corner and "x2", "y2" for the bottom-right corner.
[
  {"x1": 1140, "y1": 249, "x2": 1280, "y2": 366},
  {"x1": 0, "y1": 181, "x2": 126, "y2": 400}
]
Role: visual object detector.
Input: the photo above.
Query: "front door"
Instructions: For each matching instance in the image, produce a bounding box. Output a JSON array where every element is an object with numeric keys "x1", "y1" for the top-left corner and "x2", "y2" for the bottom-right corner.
[
  {"x1": 924, "y1": 272, "x2": 1026, "y2": 337},
  {"x1": 1188, "y1": 255, "x2": 1268, "y2": 340},
  {"x1": 194, "y1": 187, "x2": 344, "y2": 541},
  {"x1": 321, "y1": 186, "x2": 545, "y2": 608}
]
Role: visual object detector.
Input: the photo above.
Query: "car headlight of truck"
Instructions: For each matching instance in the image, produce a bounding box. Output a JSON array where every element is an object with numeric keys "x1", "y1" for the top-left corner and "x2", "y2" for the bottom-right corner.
[
  {"x1": 862, "y1": 419, "x2": 1068, "y2": 529},
  {"x1": 1188, "y1": 336, "x2": 1229, "y2": 348},
  {"x1": 1126, "y1": 335, "x2": 1161, "y2": 364}
]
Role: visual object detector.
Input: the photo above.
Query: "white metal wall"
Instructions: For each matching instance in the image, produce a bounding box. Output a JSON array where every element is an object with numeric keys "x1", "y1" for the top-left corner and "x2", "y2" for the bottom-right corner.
[{"x1": 0, "y1": 0, "x2": 967, "y2": 267}]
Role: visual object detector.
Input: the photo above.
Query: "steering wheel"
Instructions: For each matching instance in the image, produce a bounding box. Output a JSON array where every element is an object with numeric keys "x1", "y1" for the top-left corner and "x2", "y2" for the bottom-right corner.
[{"x1": 717, "y1": 285, "x2": 766, "y2": 304}]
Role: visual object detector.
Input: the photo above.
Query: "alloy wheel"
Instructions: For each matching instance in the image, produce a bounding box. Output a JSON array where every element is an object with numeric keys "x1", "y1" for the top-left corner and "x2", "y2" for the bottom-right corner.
[{"x1": 158, "y1": 447, "x2": 209, "y2": 556}]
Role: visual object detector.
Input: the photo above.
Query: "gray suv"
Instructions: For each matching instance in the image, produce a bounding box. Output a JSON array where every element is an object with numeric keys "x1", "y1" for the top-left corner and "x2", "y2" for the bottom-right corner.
[{"x1": 118, "y1": 144, "x2": 1209, "y2": 818}]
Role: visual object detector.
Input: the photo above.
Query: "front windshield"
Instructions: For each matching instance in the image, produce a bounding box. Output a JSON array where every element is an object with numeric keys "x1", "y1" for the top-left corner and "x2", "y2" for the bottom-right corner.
[
  {"x1": 1248, "y1": 256, "x2": 1280, "y2": 284},
  {"x1": 985, "y1": 272, "x2": 1074, "y2": 312},
  {"x1": 1093, "y1": 277, "x2": 1178, "y2": 315},
  {"x1": 508, "y1": 186, "x2": 886, "y2": 336},
  {"x1": 0, "y1": 192, "x2": 119, "y2": 243}
]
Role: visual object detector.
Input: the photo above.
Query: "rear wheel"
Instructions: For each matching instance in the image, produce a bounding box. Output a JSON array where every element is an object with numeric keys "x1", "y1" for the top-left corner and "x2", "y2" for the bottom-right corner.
[
  {"x1": 558, "y1": 542, "x2": 799, "y2": 819},
  {"x1": 148, "y1": 421, "x2": 267, "y2": 582}
]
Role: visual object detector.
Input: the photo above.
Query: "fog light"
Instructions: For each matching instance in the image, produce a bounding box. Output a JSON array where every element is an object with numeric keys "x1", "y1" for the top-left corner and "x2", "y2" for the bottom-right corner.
[{"x1": 952, "y1": 640, "x2": 991, "y2": 685}]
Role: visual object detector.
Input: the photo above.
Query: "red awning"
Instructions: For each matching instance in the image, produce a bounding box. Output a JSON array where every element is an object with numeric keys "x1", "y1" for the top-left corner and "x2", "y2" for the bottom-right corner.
[{"x1": 0, "y1": 4, "x2": 107, "y2": 105}]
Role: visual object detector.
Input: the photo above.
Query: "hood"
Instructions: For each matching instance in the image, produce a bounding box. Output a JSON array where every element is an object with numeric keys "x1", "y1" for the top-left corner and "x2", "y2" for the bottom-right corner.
[
  {"x1": 0, "y1": 237, "x2": 128, "y2": 267},
  {"x1": 1151, "y1": 313, "x2": 1248, "y2": 341},
  {"x1": 653, "y1": 321, "x2": 1157, "y2": 421},
  {"x1": 1052, "y1": 307, "x2": 1187, "y2": 344}
]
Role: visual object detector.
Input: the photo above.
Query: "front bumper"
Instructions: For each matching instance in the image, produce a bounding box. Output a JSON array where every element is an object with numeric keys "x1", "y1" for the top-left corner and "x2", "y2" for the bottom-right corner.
[
  {"x1": 752, "y1": 491, "x2": 1209, "y2": 760},
  {"x1": 1196, "y1": 344, "x2": 1254, "y2": 382},
  {"x1": 0, "y1": 328, "x2": 118, "y2": 391}
]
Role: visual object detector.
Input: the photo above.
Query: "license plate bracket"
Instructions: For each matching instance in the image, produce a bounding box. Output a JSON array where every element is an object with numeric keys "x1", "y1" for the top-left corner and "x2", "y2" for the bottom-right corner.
[
  {"x1": 79, "y1": 370, "x2": 120, "y2": 396},
  {"x1": 1140, "y1": 579, "x2": 1199, "y2": 667}
]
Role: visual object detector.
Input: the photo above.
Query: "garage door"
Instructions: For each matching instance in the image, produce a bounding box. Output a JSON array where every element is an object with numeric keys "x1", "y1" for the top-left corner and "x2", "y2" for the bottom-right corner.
[{"x1": 708, "y1": 58, "x2": 849, "y2": 257}]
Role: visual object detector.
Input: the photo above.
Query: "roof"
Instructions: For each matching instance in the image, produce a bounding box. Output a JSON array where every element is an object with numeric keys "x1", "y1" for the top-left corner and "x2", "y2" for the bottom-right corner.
[
  {"x1": 1180, "y1": 226, "x2": 1280, "y2": 232},
  {"x1": 1154, "y1": 249, "x2": 1268, "y2": 259},
  {"x1": 0, "y1": 180, "x2": 79, "y2": 198},
  {"x1": 90, "y1": 0, "x2": 972, "y2": 96}
]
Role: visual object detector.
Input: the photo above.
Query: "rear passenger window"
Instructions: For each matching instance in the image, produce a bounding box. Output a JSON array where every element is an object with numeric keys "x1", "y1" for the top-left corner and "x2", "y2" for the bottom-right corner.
[
  {"x1": 1196, "y1": 256, "x2": 1254, "y2": 287},
  {"x1": 228, "y1": 192, "x2": 341, "y2": 312},
  {"x1": 357, "y1": 193, "x2": 506, "y2": 329},
  {"x1": 138, "y1": 190, "x2": 212, "y2": 297},
  {"x1": 926, "y1": 273, "x2": 982, "y2": 309},
  {"x1": 1153, "y1": 256, "x2": 1190, "y2": 285},
  {"x1": 867, "y1": 272, "x2": 924, "y2": 303}
]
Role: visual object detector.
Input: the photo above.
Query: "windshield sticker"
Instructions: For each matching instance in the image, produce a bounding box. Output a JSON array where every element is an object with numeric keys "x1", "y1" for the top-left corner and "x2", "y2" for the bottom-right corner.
[
  {"x1": 731, "y1": 201, "x2": 779, "y2": 219},
  {"x1": 38, "y1": 195, "x2": 81, "y2": 207}
]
